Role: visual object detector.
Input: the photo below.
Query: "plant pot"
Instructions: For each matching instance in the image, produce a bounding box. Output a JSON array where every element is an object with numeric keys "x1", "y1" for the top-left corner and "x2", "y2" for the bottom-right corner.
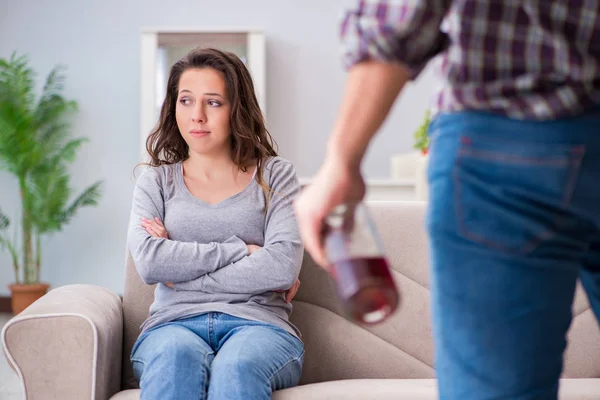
[
  {"x1": 8, "y1": 283, "x2": 50, "y2": 315},
  {"x1": 415, "y1": 153, "x2": 429, "y2": 201}
]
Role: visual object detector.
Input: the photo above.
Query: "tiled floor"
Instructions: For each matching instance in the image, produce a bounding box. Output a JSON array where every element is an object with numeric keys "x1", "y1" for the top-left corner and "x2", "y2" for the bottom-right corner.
[{"x1": 0, "y1": 313, "x2": 24, "y2": 400}]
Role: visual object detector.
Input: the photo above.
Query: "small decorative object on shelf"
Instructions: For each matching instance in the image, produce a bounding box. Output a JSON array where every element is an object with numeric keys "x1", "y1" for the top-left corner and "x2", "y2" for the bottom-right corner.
[
  {"x1": 413, "y1": 110, "x2": 431, "y2": 155},
  {"x1": 413, "y1": 110, "x2": 431, "y2": 200}
]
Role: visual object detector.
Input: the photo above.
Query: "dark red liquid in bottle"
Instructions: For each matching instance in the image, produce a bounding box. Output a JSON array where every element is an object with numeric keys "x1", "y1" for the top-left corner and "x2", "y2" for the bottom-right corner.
[{"x1": 331, "y1": 256, "x2": 399, "y2": 324}]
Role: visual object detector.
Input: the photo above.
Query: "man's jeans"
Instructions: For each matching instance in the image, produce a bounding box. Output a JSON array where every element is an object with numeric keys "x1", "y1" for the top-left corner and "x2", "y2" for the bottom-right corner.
[
  {"x1": 426, "y1": 108, "x2": 600, "y2": 399},
  {"x1": 131, "y1": 312, "x2": 304, "y2": 400}
]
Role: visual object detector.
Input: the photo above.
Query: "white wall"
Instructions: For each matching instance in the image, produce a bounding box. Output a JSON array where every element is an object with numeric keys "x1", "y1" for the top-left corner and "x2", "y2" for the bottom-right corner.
[{"x1": 0, "y1": 0, "x2": 439, "y2": 295}]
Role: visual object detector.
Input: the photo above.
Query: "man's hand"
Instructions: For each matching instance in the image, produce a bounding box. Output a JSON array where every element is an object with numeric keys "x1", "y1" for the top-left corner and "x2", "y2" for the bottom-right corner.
[
  {"x1": 294, "y1": 61, "x2": 408, "y2": 270},
  {"x1": 294, "y1": 160, "x2": 365, "y2": 269}
]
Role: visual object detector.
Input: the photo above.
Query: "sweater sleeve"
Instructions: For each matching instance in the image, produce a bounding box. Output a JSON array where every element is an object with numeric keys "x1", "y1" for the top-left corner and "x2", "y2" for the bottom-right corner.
[
  {"x1": 127, "y1": 167, "x2": 248, "y2": 285},
  {"x1": 174, "y1": 159, "x2": 303, "y2": 294}
]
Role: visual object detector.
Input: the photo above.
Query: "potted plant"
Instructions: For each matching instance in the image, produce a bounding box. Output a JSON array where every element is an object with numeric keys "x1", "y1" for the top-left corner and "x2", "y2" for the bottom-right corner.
[
  {"x1": 413, "y1": 109, "x2": 431, "y2": 155},
  {"x1": 0, "y1": 53, "x2": 103, "y2": 314},
  {"x1": 413, "y1": 110, "x2": 431, "y2": 200}
]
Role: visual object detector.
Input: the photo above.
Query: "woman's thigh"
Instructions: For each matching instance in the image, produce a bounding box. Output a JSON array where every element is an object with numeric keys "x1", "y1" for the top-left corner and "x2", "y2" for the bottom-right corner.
[
  {"x1": 209, "y1": 324, "x2": 304, "y2": 398},
  {"x1": 131, "y1": 323, "x2": 214, "y2": 385}
]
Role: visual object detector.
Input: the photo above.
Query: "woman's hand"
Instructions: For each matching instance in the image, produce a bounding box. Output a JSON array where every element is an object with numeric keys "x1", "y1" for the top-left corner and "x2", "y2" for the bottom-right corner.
[
  {"x1": 245, "y1": 243, "x2": 298, "y2": 301},
  {"x1": 142, "y1": 217, "x2": 172, "y2": 288},
  {"x1": 142, "y1": 217, "x2": 169, "y2": 239},
  {"x1": 247, "y1": 244, "x2": 261, "y2": 255},
  {"x1": 277, "y1": 279, "x2": 301, "y2": 303}
]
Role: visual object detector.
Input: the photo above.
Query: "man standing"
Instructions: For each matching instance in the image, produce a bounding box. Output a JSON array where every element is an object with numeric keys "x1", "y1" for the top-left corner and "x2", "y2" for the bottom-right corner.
[{"x1": 294, "y1": 1, "x2": 600, "y2": 398}]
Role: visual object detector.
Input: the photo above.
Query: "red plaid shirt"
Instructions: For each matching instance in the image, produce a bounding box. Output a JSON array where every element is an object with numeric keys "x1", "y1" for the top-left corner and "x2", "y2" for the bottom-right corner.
[{"x1": 341, "y1": 0, "x2": 600, "y2": 119}]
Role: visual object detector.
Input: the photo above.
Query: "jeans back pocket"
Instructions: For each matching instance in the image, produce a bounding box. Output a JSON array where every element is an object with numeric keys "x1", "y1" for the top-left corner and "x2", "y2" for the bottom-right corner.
[{"x1": 454, "y1": 135, "x2": 585, "y2": 255}]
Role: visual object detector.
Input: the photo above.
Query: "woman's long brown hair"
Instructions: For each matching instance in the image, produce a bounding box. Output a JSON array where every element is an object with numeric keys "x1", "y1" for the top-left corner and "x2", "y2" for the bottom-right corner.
[{"x1": 144, "y1": 47, "x2": 278, "y2": 205}]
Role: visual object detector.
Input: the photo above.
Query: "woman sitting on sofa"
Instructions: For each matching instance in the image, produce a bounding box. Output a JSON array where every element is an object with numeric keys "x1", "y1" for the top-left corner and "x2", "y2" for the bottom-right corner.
[{"x1": 127, "y1": 47, "x2": 304, "y2": 400}]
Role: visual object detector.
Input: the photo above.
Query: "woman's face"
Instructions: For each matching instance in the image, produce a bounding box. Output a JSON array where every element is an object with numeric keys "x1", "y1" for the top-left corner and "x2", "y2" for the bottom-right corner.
[{"x1": 175, "y1": 68, "x2": 232, "y2": 157}]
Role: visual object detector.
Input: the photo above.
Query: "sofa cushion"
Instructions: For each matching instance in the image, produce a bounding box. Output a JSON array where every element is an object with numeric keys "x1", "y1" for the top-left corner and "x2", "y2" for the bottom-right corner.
[
  {"x1": 110, "y1": 379, "x2": 600, "y2": 400},
  {"x1": 110, "y1": 380, "x2": 437, "y2": 400},
  {"x1": 273, "y1": 379, "x2": 438, "y2": 399},
  {"x1": 110, "y1": 389, "x2": 139, "y2": 400}
]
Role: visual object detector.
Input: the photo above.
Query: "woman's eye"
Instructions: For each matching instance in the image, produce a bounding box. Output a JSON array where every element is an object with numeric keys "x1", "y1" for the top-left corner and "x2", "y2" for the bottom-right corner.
[
  {"x1": 179, "y1": 98, "x2": 191, "y2": 105},
  {"x1": 208, "y1": 100, "x2": 221, "y2": 107}
]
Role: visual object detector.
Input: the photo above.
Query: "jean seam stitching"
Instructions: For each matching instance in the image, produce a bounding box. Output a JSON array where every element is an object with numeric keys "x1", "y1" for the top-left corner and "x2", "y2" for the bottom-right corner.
[
  {"x1": 130, "y1": 359, "x2": 145, "y2": 384},
  {"x1": 460, "y1": 148, "x2": 571, "y2": 166},
  {"x1": 201, "y1": 350, "x2": 213, "y2": 400},
  {"x1": 208, "y1": 313, "x2": 215, "y2": 350}
]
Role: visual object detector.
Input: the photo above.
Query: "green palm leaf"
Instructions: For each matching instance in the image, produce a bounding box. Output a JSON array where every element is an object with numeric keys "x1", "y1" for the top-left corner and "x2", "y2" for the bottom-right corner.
[
  {"x1": 0, "y1": 53, "x2": 103, "y2": 283},
  {"x1": 0, "y1": 208, "x2": 19, "y2": 283},
  {"x1": 0, "y1": 209, "x2": 9, "y2": 230},
  {"x1": 59, "y1": 181, "x2": 103, "y2": 228}
]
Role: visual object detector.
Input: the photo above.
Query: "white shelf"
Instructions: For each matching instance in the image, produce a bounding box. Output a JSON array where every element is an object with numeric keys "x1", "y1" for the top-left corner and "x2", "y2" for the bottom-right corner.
[
  {"x1": 298, "y1": 177, "x2": 417, "y2": 201},
  {"x1": 298, "y1": 177, "x2": 416, "y2": 187},
  {"x1": 141, "y1": 27, "x2": 264, "y2": 34}
]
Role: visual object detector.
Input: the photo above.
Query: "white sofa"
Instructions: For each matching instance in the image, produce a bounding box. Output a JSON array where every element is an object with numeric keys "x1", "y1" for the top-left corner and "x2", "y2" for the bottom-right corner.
[{"x1": 3, "y1": 201, "x2": 600, "y2": 399}]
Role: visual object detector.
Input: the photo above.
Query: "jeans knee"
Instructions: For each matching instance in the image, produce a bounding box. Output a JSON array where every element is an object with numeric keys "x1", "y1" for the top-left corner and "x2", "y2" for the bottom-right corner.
[
  {"x1": 217, "y1": 356, "x2": 261, "y2": 379},
  {"x1": 150, "y1": 334, "x2": 211, "y2": 367}
]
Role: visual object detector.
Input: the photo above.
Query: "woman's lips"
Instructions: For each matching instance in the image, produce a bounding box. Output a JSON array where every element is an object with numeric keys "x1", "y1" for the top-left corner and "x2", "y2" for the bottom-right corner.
[{"x1": 190, "y1": 130, "x2": 210, "y2": 137}]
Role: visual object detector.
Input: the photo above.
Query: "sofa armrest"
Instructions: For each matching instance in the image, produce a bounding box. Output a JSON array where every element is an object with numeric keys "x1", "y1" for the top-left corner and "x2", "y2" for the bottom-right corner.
[{"x1": 1, "y1": 284, "x2": 123, "y2": 400}]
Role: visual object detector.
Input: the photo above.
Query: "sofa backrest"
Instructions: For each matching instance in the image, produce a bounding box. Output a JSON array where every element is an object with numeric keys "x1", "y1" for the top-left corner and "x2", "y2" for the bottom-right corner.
[
  {"x1": 122, "y1": 249, "x2": 153, "y2": 389},
  {"x1": 121, "y1": 201, "x2": 600, "y2": 389}
]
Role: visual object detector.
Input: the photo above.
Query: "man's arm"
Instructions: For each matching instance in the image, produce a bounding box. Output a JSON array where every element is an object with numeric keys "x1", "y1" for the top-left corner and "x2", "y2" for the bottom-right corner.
[
  {"x1": 328, "y1": 61, "x2": 411, "y2": 169},
  {"x1": 294, "y1": 0, "x2": 451, "y2": 267},
  {"x1": 128, "y1": 168, "x2": 248, "y2": 285},
  {"x1": 334, "y1": 0, "x2": 451, "y2": 165}
]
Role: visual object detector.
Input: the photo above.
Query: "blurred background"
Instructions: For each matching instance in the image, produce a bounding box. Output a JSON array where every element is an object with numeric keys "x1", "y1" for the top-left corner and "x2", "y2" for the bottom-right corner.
[{"x1": 0, "y1": 0, "x2": 438, "y2": 298}]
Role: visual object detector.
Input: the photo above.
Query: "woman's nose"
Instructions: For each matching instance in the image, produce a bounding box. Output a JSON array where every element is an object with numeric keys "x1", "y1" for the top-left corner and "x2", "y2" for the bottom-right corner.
[{"x1": 191, "y1": 107, "x2": 206, "y2": 123}]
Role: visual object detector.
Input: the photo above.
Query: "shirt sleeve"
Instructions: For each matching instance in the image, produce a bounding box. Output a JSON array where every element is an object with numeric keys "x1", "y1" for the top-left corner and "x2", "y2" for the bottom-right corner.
[
  {"x1": 127, "y1": 167, "x2": 249, "y2": 285},
  {"x1": 173, "y1": 159, "x2": 304, "y2": 294},
  {"x1": 341, "y1": 0, "x2": 451, "y2": 78}
]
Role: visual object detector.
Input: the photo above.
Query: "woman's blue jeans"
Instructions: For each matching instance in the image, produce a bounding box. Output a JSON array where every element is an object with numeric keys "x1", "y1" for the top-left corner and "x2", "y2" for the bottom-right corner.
[{"x1": 130, "y1": 312, "x2": 304, "y2": 400}]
